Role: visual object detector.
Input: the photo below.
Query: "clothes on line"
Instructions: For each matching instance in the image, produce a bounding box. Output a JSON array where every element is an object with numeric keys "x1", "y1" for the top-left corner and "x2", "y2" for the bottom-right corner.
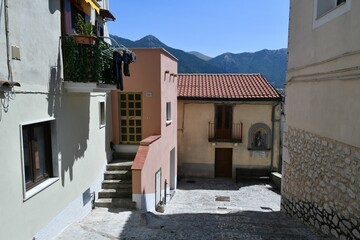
[{"x1": 112, "y1": 49, "x2": 136, "y2": 90}]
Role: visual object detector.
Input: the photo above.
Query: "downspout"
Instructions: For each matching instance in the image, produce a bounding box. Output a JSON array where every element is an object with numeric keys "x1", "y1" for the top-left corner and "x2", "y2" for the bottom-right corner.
[
  {"x1": 178, "y1": 102, "x2": 190, "y2": 132},
  {"x1": 4, "y1": 0, "x2": 12, "y2": 82},
  {"x1": 270, "y1": 101, "x2": 280, "y2": 172}
]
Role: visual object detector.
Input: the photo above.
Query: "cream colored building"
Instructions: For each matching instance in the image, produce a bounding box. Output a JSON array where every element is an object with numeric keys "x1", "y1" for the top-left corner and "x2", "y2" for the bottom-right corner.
[
  {"x1": 283, "y1": 0, "x2": 360, "y2": 239},
  {"x1": 177, "y1": 74, "x2": 282, "y2": 179}
]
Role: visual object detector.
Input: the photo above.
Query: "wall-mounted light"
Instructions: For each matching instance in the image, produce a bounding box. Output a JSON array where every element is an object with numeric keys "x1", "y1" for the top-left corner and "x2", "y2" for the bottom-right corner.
[{"x1": 0, "y1": 80, "x2": 20, "y2": 92}]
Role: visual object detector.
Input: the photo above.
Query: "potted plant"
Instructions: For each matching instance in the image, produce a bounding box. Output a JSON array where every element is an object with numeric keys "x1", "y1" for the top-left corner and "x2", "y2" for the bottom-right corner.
[{"x1": 73, "y1": 14, "x2": 96, "y2": 45}]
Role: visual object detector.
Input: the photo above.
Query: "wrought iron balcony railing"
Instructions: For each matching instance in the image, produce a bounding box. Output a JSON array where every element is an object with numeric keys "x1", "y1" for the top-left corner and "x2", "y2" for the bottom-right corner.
[{"x1": 208, "y1": 122, "x2": 243, "y2": 143}]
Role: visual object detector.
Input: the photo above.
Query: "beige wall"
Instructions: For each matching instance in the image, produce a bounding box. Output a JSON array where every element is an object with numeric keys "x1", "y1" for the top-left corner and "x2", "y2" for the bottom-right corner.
[
  {"x1": 284, "y1": 1, "x2": 360, "y2": 238},
  {"x1": 286, "y1": 0, "x2": 360, "y2": 147},
  {"x1": 177, "y1": 100, "x2": 281, "y2": 177}
]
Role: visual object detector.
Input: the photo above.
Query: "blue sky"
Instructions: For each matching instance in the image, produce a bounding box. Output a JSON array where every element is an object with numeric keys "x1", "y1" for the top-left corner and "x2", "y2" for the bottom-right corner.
[{"x1": 107, "y1": 0, "x2": 289, "y2": 57}]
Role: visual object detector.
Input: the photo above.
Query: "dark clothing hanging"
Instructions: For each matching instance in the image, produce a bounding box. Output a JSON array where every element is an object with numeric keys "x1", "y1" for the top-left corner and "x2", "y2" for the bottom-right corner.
[
  {"x1": 112, "y1": 49, "x2": 136, "y2": 90},
  {"x1": 113, "y1": 51, "x2": 123, "y2": 90},
  {"x1": 123, "y1": 51, "x2": 136, "y2": 77},
  {"x1": 123, "y1": 50, "x2": 130, "y2": 77}
]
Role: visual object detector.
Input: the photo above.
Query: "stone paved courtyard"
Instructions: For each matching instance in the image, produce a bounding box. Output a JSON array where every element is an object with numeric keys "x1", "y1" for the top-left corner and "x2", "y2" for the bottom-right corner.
[{"x1": 55, "y1": 178, "x2": 334, "y2": 239}]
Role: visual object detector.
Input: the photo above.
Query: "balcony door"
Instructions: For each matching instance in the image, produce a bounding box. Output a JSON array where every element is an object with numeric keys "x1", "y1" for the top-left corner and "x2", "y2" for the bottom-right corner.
[
  {"x1": 118, "y1": 93, "x2": 142, "y2": 144},
  {"x1": 215, "y1": 105, "x2": 233, "y2": 139}
]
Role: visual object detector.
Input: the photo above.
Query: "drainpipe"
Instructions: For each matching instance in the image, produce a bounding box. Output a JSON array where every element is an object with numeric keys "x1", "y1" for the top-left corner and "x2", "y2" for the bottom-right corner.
[
  {"x1": 4, "y1": 0, "x2": 12, "y2": 82},
  {"x1": 164, "y1": 179, "x2": 167, "y2": 204},
  {"x1": 179, "y1": 102, "x2": 190, "y2": 132},
  {"x1": 270, "y1": 101, "x2": 280, "y2": 172}
]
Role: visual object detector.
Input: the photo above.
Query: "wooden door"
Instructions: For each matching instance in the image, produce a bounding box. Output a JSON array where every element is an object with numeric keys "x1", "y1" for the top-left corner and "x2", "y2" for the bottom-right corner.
[
  {"x1": 215, "y1": 105, "x2": 232, "y2": 139},
  {"x1": 215, "y1": 148, "x2": 232, "y2": 178}
]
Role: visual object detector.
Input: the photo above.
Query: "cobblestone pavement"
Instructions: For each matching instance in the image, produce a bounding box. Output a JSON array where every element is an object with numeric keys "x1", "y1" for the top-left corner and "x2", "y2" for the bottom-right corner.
[{"x1": 55, "y1": 178, "x2": 334, "y2": 240}]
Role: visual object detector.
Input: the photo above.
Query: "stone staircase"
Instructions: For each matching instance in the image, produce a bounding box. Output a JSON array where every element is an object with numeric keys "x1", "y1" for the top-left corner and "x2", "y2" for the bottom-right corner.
[{"x1": 95, "y1": 153, "x2": 136, "y2": 209}]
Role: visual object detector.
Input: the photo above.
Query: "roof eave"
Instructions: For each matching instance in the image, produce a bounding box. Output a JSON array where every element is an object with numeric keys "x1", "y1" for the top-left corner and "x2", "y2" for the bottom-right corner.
[{"x1": 177, "y1": 96, "x2": 282, "y2": 102}]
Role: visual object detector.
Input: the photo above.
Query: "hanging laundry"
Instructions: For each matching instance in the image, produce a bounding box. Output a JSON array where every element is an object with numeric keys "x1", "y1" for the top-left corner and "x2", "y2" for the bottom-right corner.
[
  {"x1": 113, "y1": 51, "x2": 123, "y2": 90},
  {"x1": 123, "y1": 50, "x2": 136, "y2": 77}
]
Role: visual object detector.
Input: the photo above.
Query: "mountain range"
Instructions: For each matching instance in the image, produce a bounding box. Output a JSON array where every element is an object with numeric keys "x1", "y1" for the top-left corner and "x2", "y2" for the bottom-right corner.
[{"x1": 110, "y1": 34, "x2": 287, "y2": 88}]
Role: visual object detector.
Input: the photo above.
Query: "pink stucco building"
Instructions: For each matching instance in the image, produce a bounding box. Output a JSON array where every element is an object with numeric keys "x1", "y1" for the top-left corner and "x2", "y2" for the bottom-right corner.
[{"x1": 110, "y1": 48, "x2": 178, "y2": 211}]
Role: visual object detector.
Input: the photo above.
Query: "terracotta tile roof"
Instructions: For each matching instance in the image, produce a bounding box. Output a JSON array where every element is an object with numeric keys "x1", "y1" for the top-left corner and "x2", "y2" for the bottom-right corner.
[{"x1": 177, "y1": 74, "x2": 281, "y2": 100}]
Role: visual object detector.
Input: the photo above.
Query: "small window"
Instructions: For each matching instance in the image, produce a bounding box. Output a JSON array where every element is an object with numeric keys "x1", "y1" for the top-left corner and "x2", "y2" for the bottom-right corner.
[
  {"x1": 317, "y1": 0, "x2": 346, "y2": 18},
  {"x1": 248, "y1": 123, "x2": 272, "y2": 150},
  {"x1": 313, "y1": 0, "x2": 351, "y2": 29},
  {"x1": 99, "y1": 101, "x2": 105, "y2": 128},
  {"x1": 166, "y1": 102, "x2": 172, "y2": 124},
  {"x1": 22, "y1": 121, "x2": 53, "y2": 190}
]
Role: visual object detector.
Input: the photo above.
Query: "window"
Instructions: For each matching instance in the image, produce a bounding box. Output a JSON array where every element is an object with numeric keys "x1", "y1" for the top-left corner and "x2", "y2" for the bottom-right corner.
[
  {"x1": 99, "y1": 101, "x2": 105, "y2": 128},
  {"x1": 248, "y1": 123, "x2": 272, "y2": 150},
  {"x1": 316, "y1": 0, "x2": 346, "y2": 18},
  {"x1": 166, "y1": 102, "x2": 172, "y2": 124},
  {"x1": 62, "y1": 0, "x2": 92, "y2": 35},
  {"x1": 313, "y1": 0, "x2": 351, "y2": 28},
  {"x1": 22, "y1": 121, "x2": 53, "y2": 190}
]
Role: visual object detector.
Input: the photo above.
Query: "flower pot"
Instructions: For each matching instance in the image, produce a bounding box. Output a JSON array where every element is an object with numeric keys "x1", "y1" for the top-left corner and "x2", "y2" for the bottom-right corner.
[{"x1": 73, "y1": 35, "x2": 97, "y2": 45}]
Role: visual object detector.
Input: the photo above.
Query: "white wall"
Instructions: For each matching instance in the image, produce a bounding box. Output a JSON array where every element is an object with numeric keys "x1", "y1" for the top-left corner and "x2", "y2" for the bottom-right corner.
[{"x1": 0, "y1": 1, "x2": 112, "y2": 239}]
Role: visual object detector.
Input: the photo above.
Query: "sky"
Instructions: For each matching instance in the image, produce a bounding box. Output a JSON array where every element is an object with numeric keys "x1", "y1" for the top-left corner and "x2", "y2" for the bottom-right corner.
[{"x1": 107, "y1": 1, "x2": 290, "y2": 57}]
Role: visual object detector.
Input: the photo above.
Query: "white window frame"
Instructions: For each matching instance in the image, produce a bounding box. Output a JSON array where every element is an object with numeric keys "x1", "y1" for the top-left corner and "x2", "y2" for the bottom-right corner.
[
  {"x1": 99, "y1": 100, "x2": 106, "y2": 128},
  {"x1": 166, "y1": 102, "x2": 172, "y2": 125},
  {"x1": 19, "y1": 118, "x2": 59, "y2": 201},
  {"x1": 313, "y1": 0, "x2": 351, "y2": 29}
]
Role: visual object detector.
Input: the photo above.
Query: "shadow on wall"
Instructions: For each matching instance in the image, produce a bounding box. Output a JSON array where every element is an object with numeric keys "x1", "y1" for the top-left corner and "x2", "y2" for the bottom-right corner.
[
  {"x1": 105, "y1": 93, "x2": 113, "y2": 163},
  {"x1": 47, "y1": 38, "x2": 90, "y2": 186},
  {"x1": 48, "y1": 0, "x2": 60, "y2": 14}
]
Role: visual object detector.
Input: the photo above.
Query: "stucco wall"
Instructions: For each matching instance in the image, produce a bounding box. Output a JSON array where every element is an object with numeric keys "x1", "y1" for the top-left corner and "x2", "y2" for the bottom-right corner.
[
  {"x1": 284, "y1": 1, "x2": 360, "y2": 239},
  {"x1": 286, "y1": 0, "x2": 360, "y2": 148},
  {"x1": 0, "y1": 93, "x2": 110, "y2": 240},
  {"x1": 118, "y1": 49, "x2": 162, "y2": 139},
  {"x1": 0, "y1": 1, "x2": 112, "y2": 239},
  {"x1": 129, "y1": 49, "x2": 178, "y2": 211},
  {"x1": 287, "y1": 0, "x2": 360, "y2": 72},
  {"x1": 177, "y1": 101, "x2": 281, "y2": 178}
]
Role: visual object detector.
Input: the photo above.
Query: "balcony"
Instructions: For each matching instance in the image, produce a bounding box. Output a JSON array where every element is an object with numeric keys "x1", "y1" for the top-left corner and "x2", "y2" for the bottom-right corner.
[
  {"x1": 208, "y1": 122, "x2": 243, "y2": 143},
  {"x1": 62, "y1": 35, "x2": 115, "y2": 92}
]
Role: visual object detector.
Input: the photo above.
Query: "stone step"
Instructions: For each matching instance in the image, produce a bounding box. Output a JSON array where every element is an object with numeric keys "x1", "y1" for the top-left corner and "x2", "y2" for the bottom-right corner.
[
  {"x1": 95, "y1": 198, "x2": 136, "y2": 209},
  {"x1": 112, "y1": 152, "x2": 136, "y2": 161},
  {"x1": 106, "y1": 161, "x2": 133, "y2": 171},
  {"x1": 98, "y1": 189, "x2": 132, "y2": 198},
  {"x1": 104, "y1": 170, "x2": 132, "y2": 180},
  {"x1": 102, "y1": 180, "x2": 132, "y2": 189}
]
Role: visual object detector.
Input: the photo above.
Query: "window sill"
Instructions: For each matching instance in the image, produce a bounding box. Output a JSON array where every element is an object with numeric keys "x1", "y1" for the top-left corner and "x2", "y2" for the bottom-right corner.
[
  {"x1": 166, "y1": 120, "x2": 172, "y2": 126},
  {"x1": 248, "y1": 148, "x2": 271, "y2": 151},
  {"x1": 23, "y1": 177, "x2": 59, "y2": 201}
]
